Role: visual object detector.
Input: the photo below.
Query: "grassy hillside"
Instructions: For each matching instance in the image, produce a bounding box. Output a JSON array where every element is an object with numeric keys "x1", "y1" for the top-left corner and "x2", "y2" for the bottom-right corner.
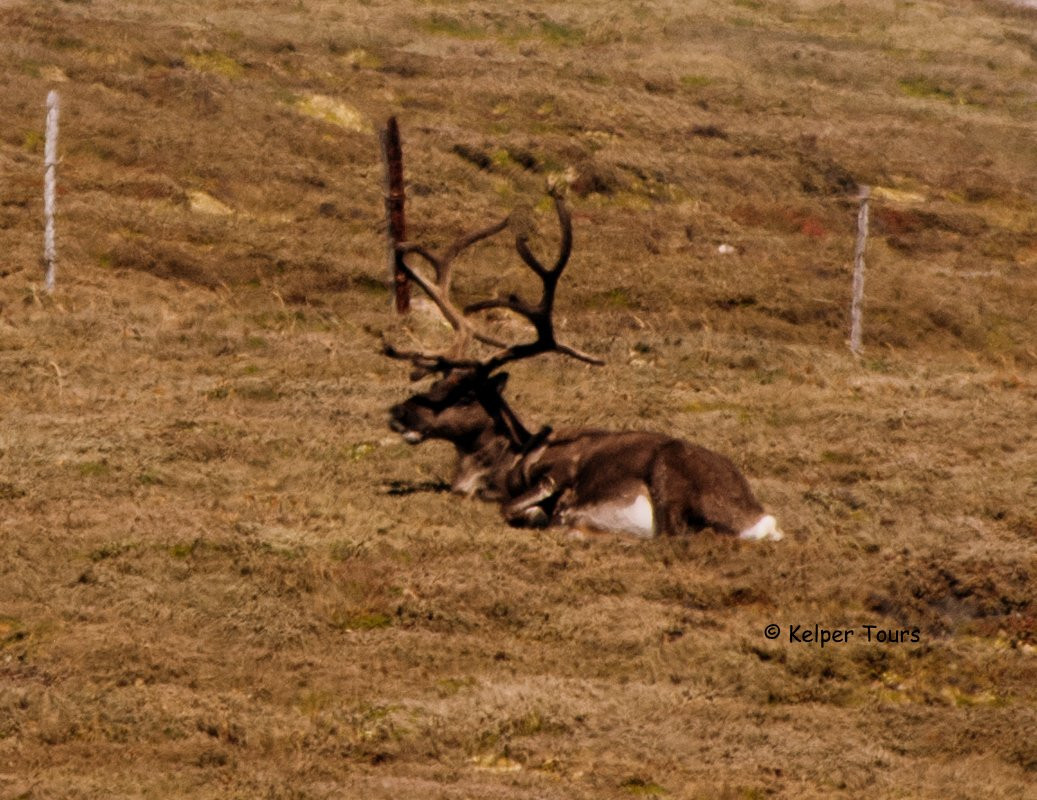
[{"x1": 2, "y1": 1, "x2": 1036, "y2": 798}]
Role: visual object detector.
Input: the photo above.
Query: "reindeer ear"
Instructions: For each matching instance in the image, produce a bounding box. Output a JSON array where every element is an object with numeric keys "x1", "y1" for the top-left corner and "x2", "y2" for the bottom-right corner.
[{"x1": 490, "y1": 372, "x2": 510, "y2": 393}]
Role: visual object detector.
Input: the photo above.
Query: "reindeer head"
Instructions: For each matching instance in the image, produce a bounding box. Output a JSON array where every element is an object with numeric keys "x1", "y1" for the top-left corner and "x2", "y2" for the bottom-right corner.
[{"x1": 389, "y1": 369, "x2": 509, "y2": 450}]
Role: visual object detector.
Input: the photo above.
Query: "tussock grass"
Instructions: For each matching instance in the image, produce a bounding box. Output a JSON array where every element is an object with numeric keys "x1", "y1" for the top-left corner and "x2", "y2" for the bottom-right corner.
[{"x1": 1, "y1": 0, "x2": 1036, "y2": 798}]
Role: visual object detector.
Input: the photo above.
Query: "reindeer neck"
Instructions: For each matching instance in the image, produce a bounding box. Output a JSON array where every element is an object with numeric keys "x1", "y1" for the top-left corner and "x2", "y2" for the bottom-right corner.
[
  {"x1": 489, "y1": 392, "x2": 534, "y2": 451},
  {"x1": 464, "y1": 424, "x2": 506, "y2": 455}
]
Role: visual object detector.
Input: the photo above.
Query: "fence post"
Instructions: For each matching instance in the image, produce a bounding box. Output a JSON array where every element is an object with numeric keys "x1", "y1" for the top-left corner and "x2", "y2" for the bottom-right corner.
[
  {"x1": 379, "y1": 116, "x2": 410, "y2": 314},
  {"x1": 43, "y1": 90, "x2": 60, "y2": 293},
  {"x1": 849, "y1": 186, "x2": 870, "y2": 356}
]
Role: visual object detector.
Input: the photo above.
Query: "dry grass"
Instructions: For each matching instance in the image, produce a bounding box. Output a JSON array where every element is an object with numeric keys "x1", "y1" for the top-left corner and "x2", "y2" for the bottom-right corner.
[{"x1": 2, "y1": 1, "x2": 1037, "y2": 797}]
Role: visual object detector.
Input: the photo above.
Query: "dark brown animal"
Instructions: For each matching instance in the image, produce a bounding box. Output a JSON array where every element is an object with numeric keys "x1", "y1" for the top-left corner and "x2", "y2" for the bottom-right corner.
[
  {"x1": 384, "y1": 187, "x2": 782, "y2": 541},
  {"x1": 389, "y1": 369, "x2": 781, "y2": 540}
]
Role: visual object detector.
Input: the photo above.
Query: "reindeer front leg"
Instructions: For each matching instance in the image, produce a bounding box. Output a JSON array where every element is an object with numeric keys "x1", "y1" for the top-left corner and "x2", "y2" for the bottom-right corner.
[{"x1": 501, "y1": 477, "x2": 559, "y2": 528}]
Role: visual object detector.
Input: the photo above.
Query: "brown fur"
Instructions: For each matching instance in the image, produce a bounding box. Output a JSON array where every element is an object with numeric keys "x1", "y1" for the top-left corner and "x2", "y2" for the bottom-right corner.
[{"x1": 390, "y1": 370, "x2": 769, "y2": 536}]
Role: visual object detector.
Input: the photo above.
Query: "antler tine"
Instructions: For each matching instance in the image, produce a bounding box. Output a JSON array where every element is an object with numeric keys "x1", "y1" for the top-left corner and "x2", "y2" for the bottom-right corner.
[
  {"x1": 381, "y1": 341, "x2": 487, "y2": 372},
  {"x1": 515, "y1": 188, "x2": 572, "y2": 278},
  {"x1": 386, "y1": 215, "x2": 512, "y2": 375},
  {"x1": 464, "y1": 191, "x2": 604, "y2": 370},
  {"x1": 439, "y1": 217, "x2": 510, "y2": 291},
  {"x1": 399, "y1": 216, "x2": 509, "y2": 292}
]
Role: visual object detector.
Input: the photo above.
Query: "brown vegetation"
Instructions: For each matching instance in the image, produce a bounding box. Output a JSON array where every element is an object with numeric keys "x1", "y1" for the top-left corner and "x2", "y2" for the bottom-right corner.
[{"x1": 2, "y1": 1, "x2": 1036, "y2": 797}]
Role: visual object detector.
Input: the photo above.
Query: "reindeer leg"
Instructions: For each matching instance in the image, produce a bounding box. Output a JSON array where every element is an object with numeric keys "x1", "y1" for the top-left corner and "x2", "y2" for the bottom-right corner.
[
  {"x1": 647, "y1": 444, "x2": 700, "y2": 536},
  {"x1": 502, "y1": 477, "x2": 559, "y2": 529},
  {"x1": 646, "y1": 460, "x2": 683, "y2": 536}
]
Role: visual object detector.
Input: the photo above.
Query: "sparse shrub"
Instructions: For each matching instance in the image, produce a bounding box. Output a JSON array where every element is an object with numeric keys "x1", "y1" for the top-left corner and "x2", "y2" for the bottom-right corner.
[
  {"x1": 418, "y1": 13, "x2": 485, "y2": 39},
  {"x1": 185, "y1": 51, "x2": 245, "y2": 79},
  {"x1": 621, "y1": 776, "x2": 668, "y2": 796},
  {"x1": 330, "y1": 611, "x2": 392, "y2": 631},
  {"x1": 77, "y1": 460, "x2": 110, "y2": 478},
  {"x1": 898, "y1": 75, "x2": 955, "y2": 101}
]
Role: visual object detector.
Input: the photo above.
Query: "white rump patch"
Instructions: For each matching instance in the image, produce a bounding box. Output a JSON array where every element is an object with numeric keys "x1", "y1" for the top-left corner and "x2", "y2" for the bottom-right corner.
[
  {"x1": 562, "y1": 494, "x2": 656, "y2": 539},
  {"x1": 739, "y1": 514, "x2": 783, "y2": 541},
  {"x1": 401, "y1": 430, "x2": 424, "y2": 444}
]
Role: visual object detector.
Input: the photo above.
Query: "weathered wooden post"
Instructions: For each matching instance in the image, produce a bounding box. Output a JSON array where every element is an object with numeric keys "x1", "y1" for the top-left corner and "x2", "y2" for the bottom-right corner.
[
  {"x1": 43, "y1": 90, "x2": 60, "y2": 293},
  {"x1": 849, "y1": 186, "x2": 870, "y2": 356},
  {"x1": 379, "y1": 116, "x2": 410, "y2": 314}
]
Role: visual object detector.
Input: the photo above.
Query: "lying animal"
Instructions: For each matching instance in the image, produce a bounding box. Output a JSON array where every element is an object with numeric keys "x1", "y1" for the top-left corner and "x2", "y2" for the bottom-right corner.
[{"x1": 390, "y1": 369, "x2": 782, "y2": 540}]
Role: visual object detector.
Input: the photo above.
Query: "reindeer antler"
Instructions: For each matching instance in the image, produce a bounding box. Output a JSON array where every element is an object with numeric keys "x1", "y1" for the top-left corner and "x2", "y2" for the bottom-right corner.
[
  {"x1": 384, "y1": 216, "x2": 511, "y2": 367},
  {"x1": 464, "y1": 189, "x2": 604, "y2": 371},
  {"x1": 385, "y1": 188, "x2": 603, "y2": 377}
]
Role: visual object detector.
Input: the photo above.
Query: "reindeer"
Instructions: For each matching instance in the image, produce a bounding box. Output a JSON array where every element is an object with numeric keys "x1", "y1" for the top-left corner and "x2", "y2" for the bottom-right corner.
[{"x1": 384, "y1": 189, "x2": 782, "y2": 541}]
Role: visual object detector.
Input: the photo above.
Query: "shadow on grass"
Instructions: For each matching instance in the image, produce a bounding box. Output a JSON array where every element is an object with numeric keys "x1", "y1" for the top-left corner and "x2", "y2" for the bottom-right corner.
[{"x1": 382, "y1": 479, "x2": 452, "y2": 496}]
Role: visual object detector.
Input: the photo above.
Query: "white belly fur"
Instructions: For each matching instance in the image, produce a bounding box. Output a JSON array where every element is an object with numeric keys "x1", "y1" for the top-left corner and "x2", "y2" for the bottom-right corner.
[
  {"x1": 739, "y1": 514, "x2": 783, "y2": 541},
  {"x1": 561, "y1": 494, "x2": 656, "y2": 538}
]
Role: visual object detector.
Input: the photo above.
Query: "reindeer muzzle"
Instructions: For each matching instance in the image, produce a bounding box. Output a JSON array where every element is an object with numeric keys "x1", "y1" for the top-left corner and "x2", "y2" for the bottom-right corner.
[{"x1": 389, "y1": 407, "x2": 425, "y2": 444}]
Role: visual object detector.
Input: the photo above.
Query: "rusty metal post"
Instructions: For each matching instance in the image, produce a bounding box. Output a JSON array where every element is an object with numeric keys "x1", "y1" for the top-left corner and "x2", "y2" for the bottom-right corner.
[{"x1": 380, "y1": 116, "x2": 410, "y2": 314}]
